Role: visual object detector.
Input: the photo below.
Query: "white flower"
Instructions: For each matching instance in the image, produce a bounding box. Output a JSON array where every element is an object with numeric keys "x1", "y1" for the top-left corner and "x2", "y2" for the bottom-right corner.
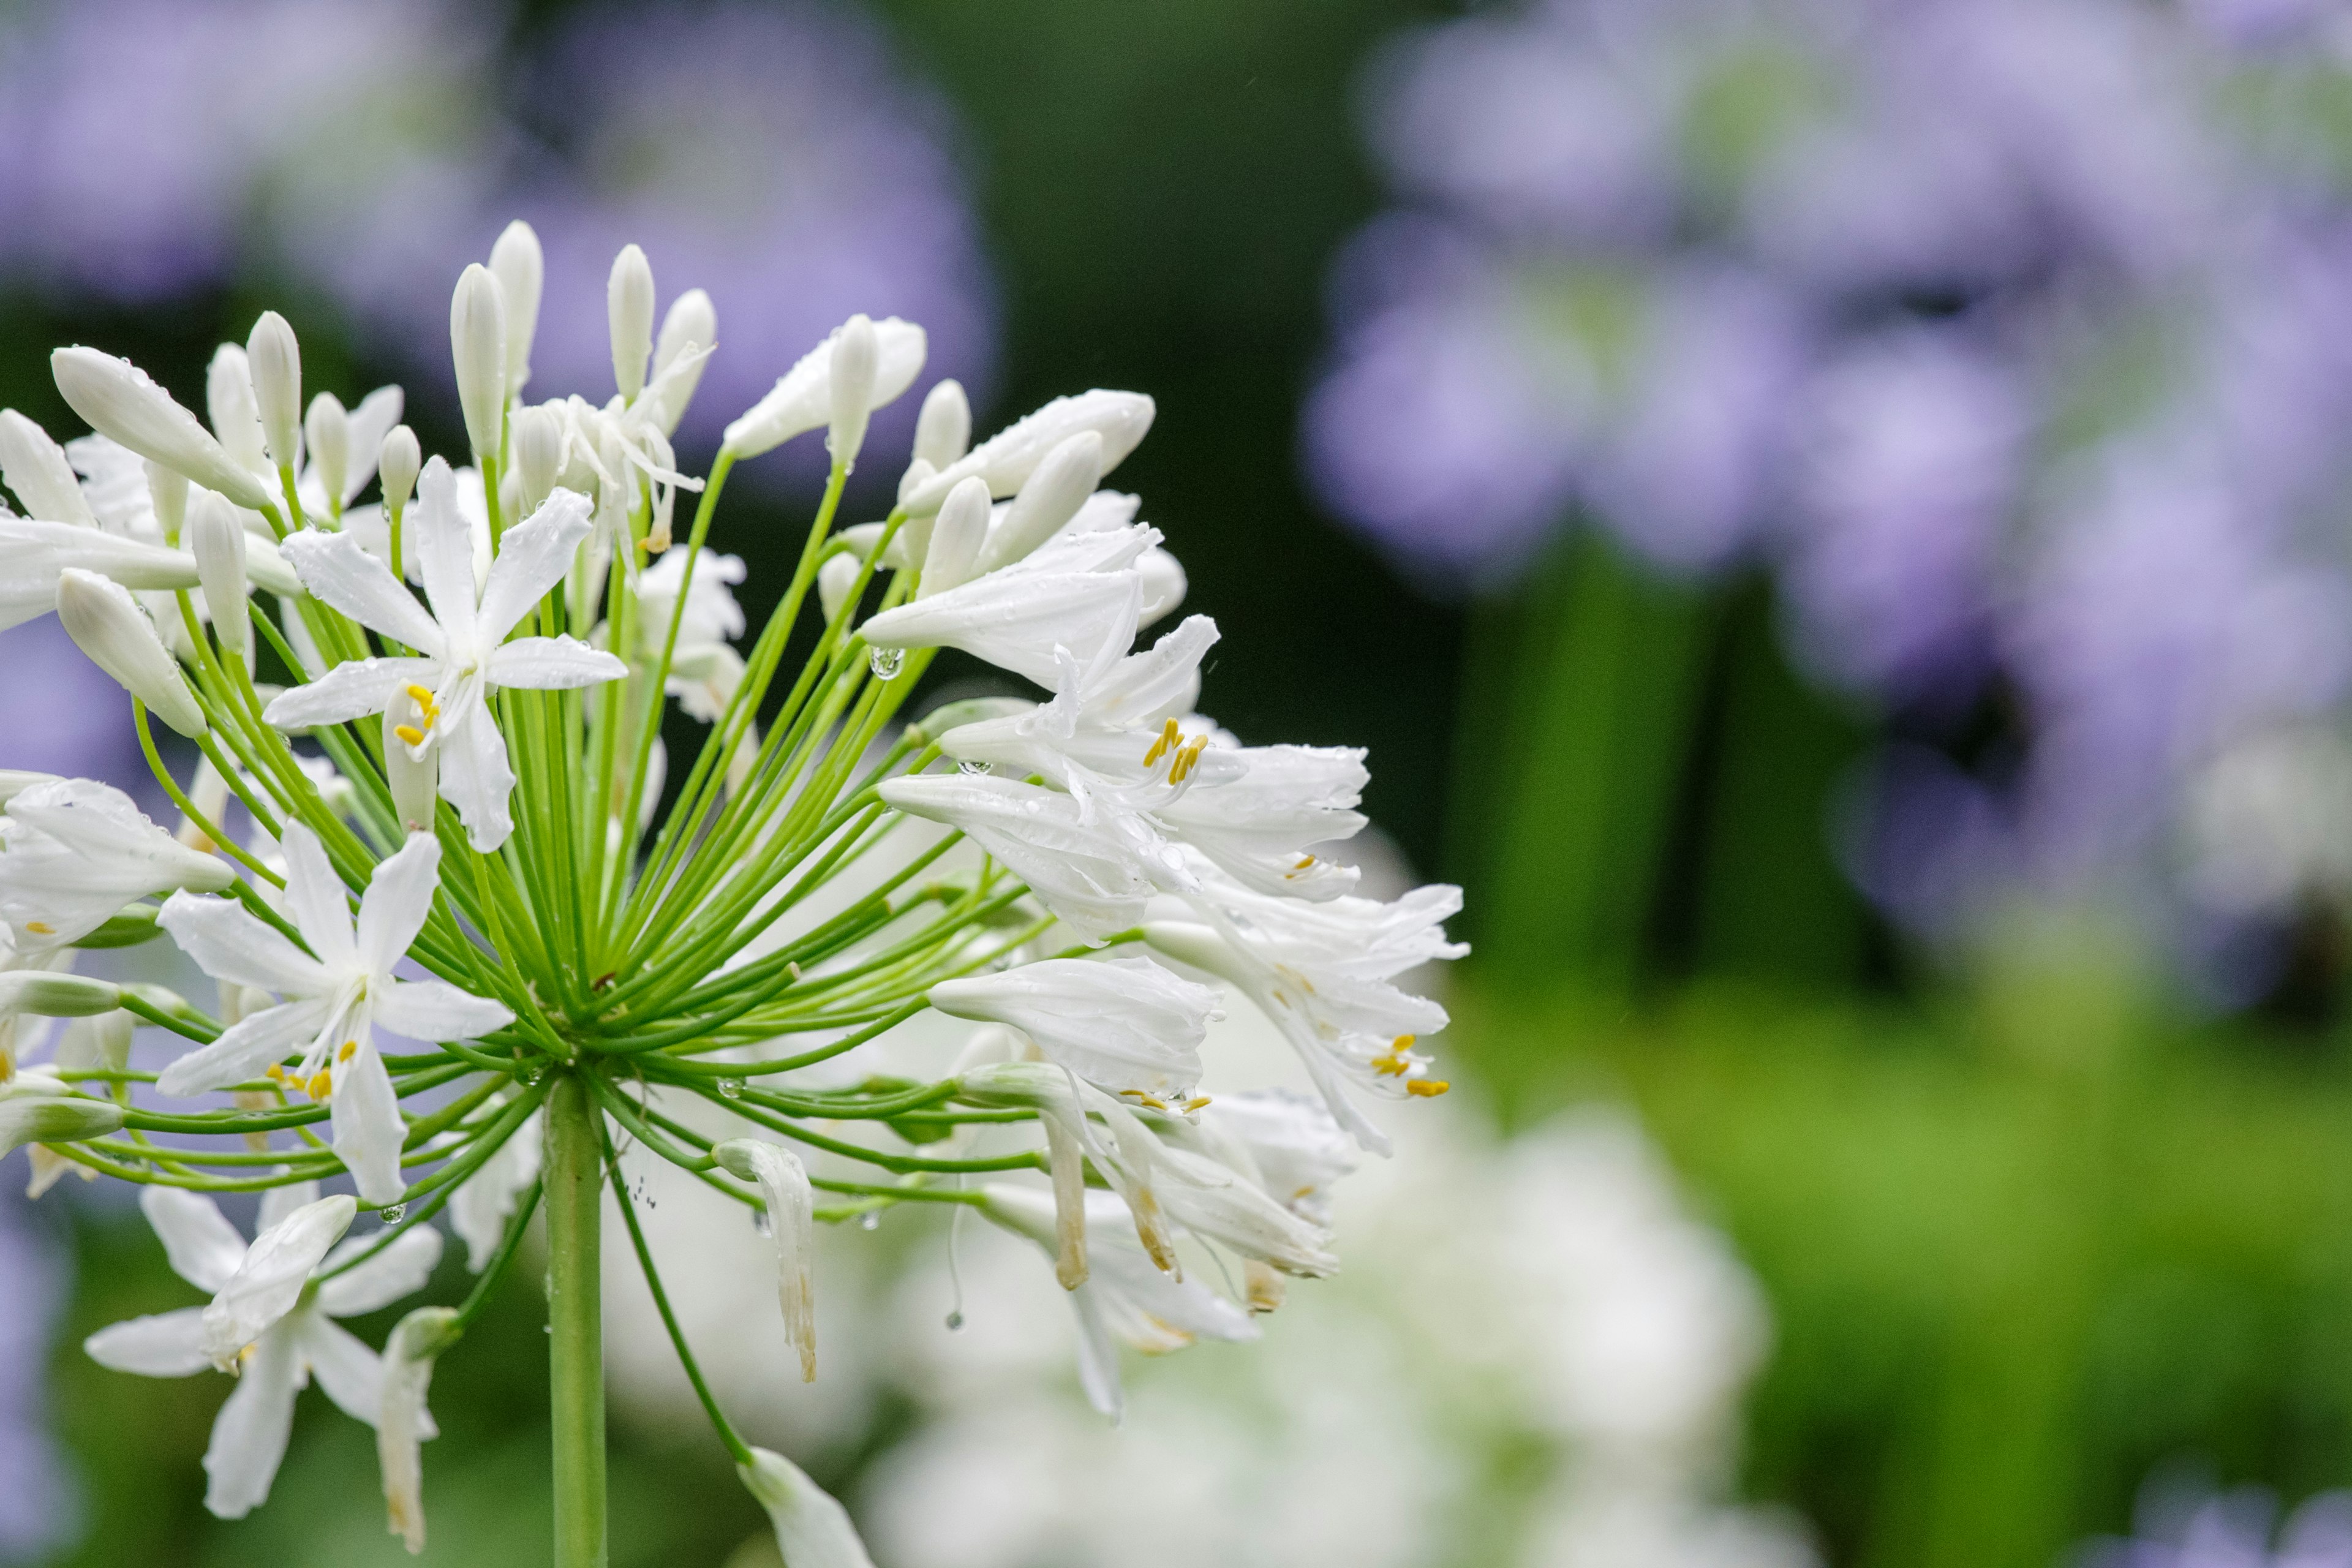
[
  {"x1": 50, "y1": 345, "x2": 277, "y2": 513},
  {"x1": 450, "y1": 265, "x2": 508, "y2": 462},
  {"x1": 490, "y1": 220, "x2": 546, "y2": 396},
  {"x1": 636, "y1": 548, "x2": 747, "y2": 722},
  {"x1": 721, "y1": 315, "x2": 929, "y2": 462},
  {"x1": 929, "y1": 956, "x2": 1218, "y2": 1101},
  {"x1": 1145, "y1": 870, "x2": 1466, "y2": 1155},
  {"x1": 0, "y1": 408, "x2": 97, "y2": 527},
  {"x1": 379, "y1": 1305, "x2": 459, "y2": 1555},
  {"x1": 1193, "y1": 1088, "x2": 1359, "y2": 1227},
  {"x1": 263, "y1": 459, "x2": 625, "y2": 850},
  {"x1": 975, "y1": 1184, "x2": 1257, "y2": 1422},
  {"x1": 155, "y1": 824, "x2": 514, "y2": 1204},
  {"x1": 450, "y1": 1104, "x2": 541, "y2": 1272},
  {"x1": 246, "y1": 312, "x2": 302, "y2": 471},
  {"x1": 739, "y1": 1446, "x2": 878, "y2": 1568},
  {"x1": 296, "y1": 385, "x2": 404, "y2": 515},
  {"x1": 0, "y1": 777, "x2": 236, "y2": 950},
  {"x1": 84, "y1": 1185, "x2": 440, "y2": 1518},
  {"x1": 713, "y1": 1138, "x2": 818, "y2": 1382},
  {"x1": 879, "y1": 773, "x2": 1169, "y2": 943},
  {"x1": 901, "y1": 390, "x2": 1156, "y2": 516}
]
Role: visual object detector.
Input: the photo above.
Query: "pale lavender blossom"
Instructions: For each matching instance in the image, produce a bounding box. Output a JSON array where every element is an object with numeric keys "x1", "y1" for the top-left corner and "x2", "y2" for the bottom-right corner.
[
  {"x1": 0, "y1": 1191, "x2": 76, "y2": 1561},
  {"x1": 2080, "y1": 1483, "x2": 2352, "y2": 1568}
]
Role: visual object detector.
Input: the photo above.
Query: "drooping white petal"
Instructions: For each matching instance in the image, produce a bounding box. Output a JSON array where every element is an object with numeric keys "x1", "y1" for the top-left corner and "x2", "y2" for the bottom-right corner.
[
  {"x1": 354, "y1": 832, "x2": 442, "y2": 977},
  {"x1": 929, "y1": 957, "x2": 1216, "y2": 1099},
  {"x1": 202, "y1": 1324, "x2": 303, "y2": 1519},
  {"x1": 379, "y1": 1306, "x2": 459, "y2": 1555},
  {"x1": 83, "y1": 1306, "x2": 211, "y2": 1377},
  {"x1": 437, "y1": 701, "x2": 518, "y2": 852},
  {"x1": 485, "y1": 636, "x2": 627, "y2": 691},
  {"x1": 712, "y1": 1139, "x2": 816, "y2": 1381},
  {"x1": 371, "y1": 976, "x2": 513, "y2": 1042},
  {"x1": 157, "y1": 889, "x2": 329, "y2": 998},
  {"x1": 154, "y1": 997, "x2": 332, "y2": 1096},
  {"x1": 738, "y1": 1447, "x2": 878, "y2": 1568},
  {"x1": 473, "y1": 488, "x2": 593, "y2": 642},
  {"x1": 317, "y1": 1225, "x2": 445, "y2": 1319},
  {"x1": 330, "y1": 1038, "x2": 408, "y2": 1207},
  {"x1": 279, "y1": 529, "x2": 445, "y2": 653},
  {"x1": 295, "y1": 1310, "x2": 384, "y2": 1427},
  {"x1": 262, "y1": 655, "x2": 438, "y2": 732},
  {"x1": 200, "y1": 1193, "x2": 358, "y2": 1370},
  {"x1": 140, "y1": 1186, "x2": 252, "y2": 1293}
]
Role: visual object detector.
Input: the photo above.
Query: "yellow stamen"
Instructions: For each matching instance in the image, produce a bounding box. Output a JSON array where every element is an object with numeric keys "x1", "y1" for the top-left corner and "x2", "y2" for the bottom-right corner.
[
  {"x1": 1371, "y1": 1054, "x2": 1411, "y2": 1077},
  {"x1": 24, "y1": 921, "x2": 52, "y2": 935},
  {"x1": 1181, "y1": 1096, "x2": 1212, "y2": 1113},
  {"x1": 1119, "y1": 1090, "x2": 1170, "y2": 1111},
  {"x1": 307, "y1": 1070, "x2": 333, "y2": 1100},
  {"x1": 337, "y1": 1040, "x2": 356, "y2": 1063},
  {"x1": 393, "y1": 725, "x2": 426, "y2": 747},
  {"x1": 1406, "y1": 1079, "x2": 1450, "y2": 1098},
  {"x1": 264, "y1": 1064, "x2": 285, "y2": 1082},
  {"x1": 1292, "y1": 855, "x2": 1316, "y2": 870},
  {"x1": 1142, "y1": 717, "x2": 1181, "y2": 767},
  {"x1": 404, "y1": 683, "x2": 437, "y2": 714}
]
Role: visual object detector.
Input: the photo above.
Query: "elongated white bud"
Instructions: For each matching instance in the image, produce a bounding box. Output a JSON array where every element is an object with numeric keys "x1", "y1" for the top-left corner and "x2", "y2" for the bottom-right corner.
[
  {"x1": 489, "y1": 219, "x2": 544, "y2": 395},
  {"x1": 713, "y1": 1139, "x2": 817, "y2": 1381},
  {"x1": 976, "y1": 432, "x2": 1102, "y2": 573},
  {"x1": 379, "y1": 424, "x2": 421, "y2": 516},
  {"x1": 608, "y1": 244, "x2": 655, "y2": 402},
  {"x1": 0, "y1": 973, "x2": 121, "y2": 1017},
  {"x1": 0, "y1": 1090, "x2": 124, "y2": 1156},
  {"x1": 450, "y1": 265, "x2": 508, "y2": 463},
  {"x1": 655, "y1": 288, "x2": 715, "y2": 380},
  {"x1": 145, "y1": 461, "x2": 188, "y2": 545},
  {"x1": 56, "y1": 568, "x2": 206, "y2": 737},
  {"x1": 913, "y1": 379, "x2": 971, "y2": 470},
  {"x1": 739, "y1": 1449, "x2": 876, "y2": 1568},
  {"x1": 720, "y1": 317, "x2": 927, "y2": 461},
  {"x1": 511, "y1": 406, "x2": 562, "y2": 515},
  {"x1": 206, "y1": 343, "x2": 268, "y2": 475},
  {"x1": 0, "y1": 410, "x2": 96, "y2": 526},
  {"x1": 247, "y1": 312, "x2": 302, "y2": 471},
  {"x1": 826, "y1": 314, "x2": 878, "y2": 471},
  {"x1": 383, "y1": 699, "x2": 439, "y2": 833},
  {"x1": 902, "y1": 389, "x2": 1154, "y2": 515},
  {"x1": 48, "y1": 348, "x2": 274, "y2": 513},
  {"x1": 918, "y1": 475, "x2": 991, "y2": 597},
  {"x1": 304, "y1": 391, "x2": 349, "y2": 511},
  {"x1": 189, "y1": 492, "x2": 251, "y2": 663},
  {"x1": 817, "y1": 553, "x2": 862, "y2": 624}
]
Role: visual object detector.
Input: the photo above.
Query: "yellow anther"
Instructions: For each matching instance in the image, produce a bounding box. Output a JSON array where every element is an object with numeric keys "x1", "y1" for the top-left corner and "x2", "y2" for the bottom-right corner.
[
  {"x1": 337, "y1": 1040, "x2": 356, "y2": 1063},
  {"x1": 1142, "y1": 717, "x2": 1181, "y2": 767},
  {"x1": 404, "y1": 683, "x2": 437, "y2": 714},
  {"x1": 1120, "y1": 1090, "x2": 1170, "y2": 1111},
  {"x1": 23, "y1": 921, "x2": 51, "y2": 935},
  {"x1": 1393, "y1": 1035, "x2": 1415, "y2": 1051},
  {"x1": 1371, "y1": 1054, "x2": 1411, "y2": 1077},
  {"x1": 1293, "y1": 855, "x2": 1316, "y2": 871},
  {"x1": 1182, "y1": 1096, "x2": 1212, "y2": 1113},
  {"x1": 1168, "y1": 736, "x2": 1210, "y2": 785},
  {"x1": 307, "y1": 1070, "x2": 333, "y2": 1100},
  {"x1": 1406, "y1": 1079, "x2": 1450, "y2": 1098},
  {"x1": 237, "y1": 1342, "x2": 258, "y2": 1368},
  {"x1": 393, "y1": 725, "x2": 426, "y2": 747},
  {"x1": 264, "y1": 1064, "x2": 285, "y2": 1082}
]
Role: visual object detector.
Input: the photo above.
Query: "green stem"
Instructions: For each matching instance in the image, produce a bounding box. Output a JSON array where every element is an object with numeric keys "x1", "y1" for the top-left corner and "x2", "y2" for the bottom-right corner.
[{"x1": 545, "y1": 1072, "x2": 608, "y2": 1568}]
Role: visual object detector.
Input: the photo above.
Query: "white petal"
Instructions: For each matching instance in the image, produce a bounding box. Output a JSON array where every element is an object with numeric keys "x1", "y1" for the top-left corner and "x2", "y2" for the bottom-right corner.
[
  {"x1": 278, "y1": 823, "x2": 357, "y2": 973},
  {"x1": 201, "y1": 1194, "x2": 357, "y2": 1368},
  {"x1": 354, "y1": 832, "x2": 442, "y2": 976},
  {"x1": 141, "y1": 1186, "x2": 250, "y2": 1292},
  {"x1": 84, "y1": 1306, "x2": 211, "y2": 1376},
  {"x1": 263, "y1": 655, "x2": 435, "y2": 731},
  {"x1": 474, "y1": 489, "x2": 592, "y2": 642},
  {"x1": 202, "y1": 1325, "x2": 301, "y2": 1519},
  {"x1": 372, "y1": 976, "x2": 513, "y2": 1042},
  {"x1": 258, "y1": 1179, "x2": 322, "y2": 1234},
  {"x1": 316, "y1": 1224, "x2": 443, "y2": 1318},
  {"x1": 410, "y1": 459, "x2": 478, "y2": 648},
  {"x1": 486, "y1": 636, "x2": 627, "y2": 691},
  {"x1": 437, "y1": 702, "x2": 516, "y2": 853},
  {"x1": 157, "y1": 891, "x2": 328, "y2": 998},
  {"x1": 156, "y1": 997, "x2": 333, "y2": 1096},
  {"x1": 279, "y1": 529, "x2": 444, "y2": 653},
  {"x1": 295, "y1": 1312, "x2": 385, "y2": 1427},
  {"x1": 738, "y1": 1448, "x2": 878, "y2": 1568},
  {"x1": 330, "y1": 1039, "x2": 407, "y2": 1207}
]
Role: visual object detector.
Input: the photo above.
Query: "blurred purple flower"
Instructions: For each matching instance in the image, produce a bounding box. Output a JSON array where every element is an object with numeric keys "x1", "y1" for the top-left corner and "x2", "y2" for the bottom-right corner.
[
  {"x1": 2081, "y1": 1483, "x2": 2352, "y2": 1568},
  {"x1": 0, "y1": 1192, "x2": 75, "y2": 1561},
  {"x1": 0, "y1": 619, "x2": 150, "y2": 792}
]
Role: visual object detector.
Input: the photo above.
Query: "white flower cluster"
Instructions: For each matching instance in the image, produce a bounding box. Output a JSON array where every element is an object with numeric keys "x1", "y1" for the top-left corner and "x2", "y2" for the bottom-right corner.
[{"x1": 0, "y1": 219, "x2": 1464, "y2": 1561}]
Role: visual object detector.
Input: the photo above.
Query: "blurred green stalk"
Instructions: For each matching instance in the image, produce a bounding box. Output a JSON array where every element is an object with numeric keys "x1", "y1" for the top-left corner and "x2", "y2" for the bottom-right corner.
[{"x1": 546, "y1": 1072, "x2": 608, "y2": 1568}]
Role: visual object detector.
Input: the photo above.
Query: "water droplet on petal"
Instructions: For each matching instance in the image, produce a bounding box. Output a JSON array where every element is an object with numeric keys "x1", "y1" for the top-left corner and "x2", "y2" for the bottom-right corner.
[
  {"x1": 869, "y1": 647, "x2": 905, "y2": 680},
  {"x1": 956, "y1": 758, "x2": 993, "y2": 777},
  {"x1": 753, "y1": 1210, "x2": 772, "y2": 1238},
  {"x1": 716, "y1": 1076, "x2": 745, "y2": 1100},
  {"x1": 378, "y1": 1204, "x2": 407, "y2": 1224}
]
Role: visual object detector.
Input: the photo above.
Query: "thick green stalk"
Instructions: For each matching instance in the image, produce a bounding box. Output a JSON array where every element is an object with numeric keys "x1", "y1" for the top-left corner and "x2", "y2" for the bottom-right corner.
[{"x1": 545, "y1": 1072, "x2": 608, "y2": 1568}]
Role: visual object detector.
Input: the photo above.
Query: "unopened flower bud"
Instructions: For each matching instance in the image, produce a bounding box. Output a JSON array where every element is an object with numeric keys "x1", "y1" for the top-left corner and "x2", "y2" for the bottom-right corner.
[
  {"x1": 145, "y1": 461, "x2": 188, "y2": 544},
  {"x1": 826, "y1": 314, "x2": 878, "y2": 472},
  {"x1": 304, "y1": 392, "x2": 349, "y2": 511},
  {"x1": 976, "y1": 432, "x2": 1102, "y2": 573},
  {"x1": 246, "y1": 312, "x2": 303, "y2": 472},
  {"x1": 56, "y1": 568, "x2": 206, "y2": 737},
  {"x1": 0, "y1": 410, "x2": 96, "y2": 526},
  {"x1": 450, "y1": 265, "x2": 508, "y2": 463},
  {"x1": 206, "y1": 342, "x2": 268, "y2": 475},
  {"x1": 608, "y1": 244, "x2": 655, "y2": 402},
  {"x1": 655, "y1": 288, "x2": 715, "y2": 380},
  {"x1": 913, "y1": 379, "x2": 971, "y2": 470},
  {"x1": 817, "y1": 553, "x2": 862, "y2": 624},
  {"x1": 379, "y1": 425, "x2": 421, "y2": 516},
  {"x1": 0, "y1": 972, "x2": 121, "y2": 1018},
  {"x1": 511, "y1": 407, "x2": 562, "y2": 516},
  {"x1": 50, "y1": 347, "x2": 275, "y2": 513},
  {"x1": 0, "y1": 1088, "x2": 124, "y2": 1156},
  {"x1": 919, "y1": 476, "x2": 991, "y2": 598},
  {"x1": 489, "y1": 219, "x2": 544, "y2": 395},
  {"x1": 189, "y1": 492, "x2": 251, "y2": 663}
]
